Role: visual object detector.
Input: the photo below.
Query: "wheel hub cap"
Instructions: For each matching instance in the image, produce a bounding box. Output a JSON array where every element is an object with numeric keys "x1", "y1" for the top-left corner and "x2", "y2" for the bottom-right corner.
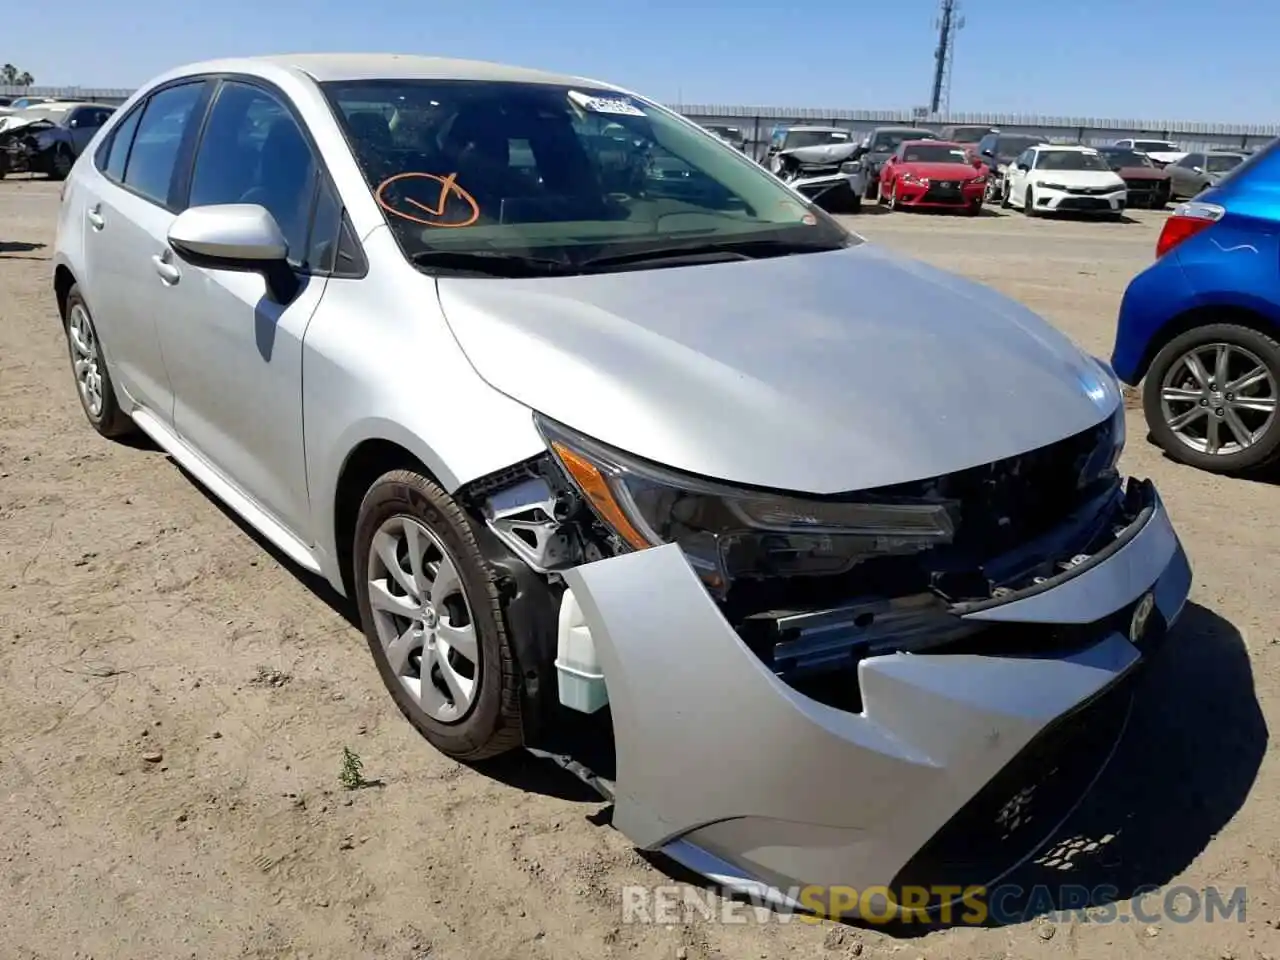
[
  {"x1": 1159, "y1": 341, "x2": 1277, "y2": 456},
  {"x1": 365, "y1": 516, "x2": 479, "y2": 723}
]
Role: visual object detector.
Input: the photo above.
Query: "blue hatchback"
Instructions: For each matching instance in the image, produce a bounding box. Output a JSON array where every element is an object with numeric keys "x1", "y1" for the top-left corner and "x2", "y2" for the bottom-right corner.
[{"x1": 1110, "y1": 138, "x2": 1280, "y2": 474}]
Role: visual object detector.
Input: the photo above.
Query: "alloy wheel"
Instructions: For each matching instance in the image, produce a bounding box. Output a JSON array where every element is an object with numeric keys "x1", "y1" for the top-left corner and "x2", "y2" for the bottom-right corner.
[
  {"x1": 67, "y1": 303, "x2": 104, "y2": 419},
  {"x1": 1159, "y1": 342, "x2": 1277, "y2": 456},
  {"x1": 366, "y1": 515, "x2": 480, "y2": 723}
]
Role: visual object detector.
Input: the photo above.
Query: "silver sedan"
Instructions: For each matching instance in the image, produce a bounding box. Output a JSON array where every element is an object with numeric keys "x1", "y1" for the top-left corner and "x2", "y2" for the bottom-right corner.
[{"x1": 53, "y1": 53, "x2": 1191, "y2": 919}]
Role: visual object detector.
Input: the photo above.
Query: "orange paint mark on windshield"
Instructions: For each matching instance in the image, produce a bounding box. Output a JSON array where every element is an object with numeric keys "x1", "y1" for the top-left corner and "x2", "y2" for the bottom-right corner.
[{"x1": 375, "y1": 172, "x2": 481, "y2": 228}]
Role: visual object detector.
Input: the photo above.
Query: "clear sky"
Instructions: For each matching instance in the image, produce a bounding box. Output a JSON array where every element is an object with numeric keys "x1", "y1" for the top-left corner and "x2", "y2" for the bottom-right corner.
[{"x1": 8, "y1": 0, "x2": 1278, "y2": 123}]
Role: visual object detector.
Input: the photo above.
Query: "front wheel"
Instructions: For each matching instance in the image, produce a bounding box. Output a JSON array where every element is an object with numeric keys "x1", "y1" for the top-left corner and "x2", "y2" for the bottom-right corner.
[
  {"x1": 1023, "y1": 187, "x2": 1038, "y2": 217},
  {"x1": 1142, "y1": 323, "x2": 1280, "y2": 474},
  {"x1": 353, "y1": 470, "x2": 524, "y2": 760},
  {"x1": 1000, "y1": 182, "x2": 1011, "y2": 208},
  {"x1": 964, "y1": 199, "x2": 982, "y2": 216}
]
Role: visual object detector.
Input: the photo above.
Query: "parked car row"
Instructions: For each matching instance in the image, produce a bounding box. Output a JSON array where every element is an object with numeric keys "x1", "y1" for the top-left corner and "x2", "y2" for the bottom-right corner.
[{"x1": 749, "y1": 122, "x2": 1258, "y2": 219}]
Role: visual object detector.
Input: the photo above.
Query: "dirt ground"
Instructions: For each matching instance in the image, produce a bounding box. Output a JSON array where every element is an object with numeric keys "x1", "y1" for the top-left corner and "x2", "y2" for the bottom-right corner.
[{"x1": 2, "y1": 177, "x2": 1279, "y2": 960}]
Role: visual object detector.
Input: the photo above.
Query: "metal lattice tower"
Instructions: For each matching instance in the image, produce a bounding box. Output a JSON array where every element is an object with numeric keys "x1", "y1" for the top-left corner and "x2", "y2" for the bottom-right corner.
[{"x1": 929, "y1": 0, "x2": 966, "y2": 116}]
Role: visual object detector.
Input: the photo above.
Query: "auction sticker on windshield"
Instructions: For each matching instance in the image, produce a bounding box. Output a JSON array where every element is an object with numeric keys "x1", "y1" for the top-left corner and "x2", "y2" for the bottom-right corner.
[{"x1": 568, "y1": 90, "x2": 646, "y2": 117}]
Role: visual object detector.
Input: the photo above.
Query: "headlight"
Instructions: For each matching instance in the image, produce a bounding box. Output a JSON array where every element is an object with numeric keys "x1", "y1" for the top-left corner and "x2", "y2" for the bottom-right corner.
[
  {"x1": 1038, "y1": 181, "x2": 1069, "y2": 191},
  {"x1": 536, "y1": 416, "x2": 957, "y2": 594},
  {"x1": 1079, "y1": 357, "x2": 1126, "y2": 482},
  {"x1": 839, "y1": 161, "x2": 860, "y2": 174},
  {"x1": 968, "y1": 175, "x2": 987, "y2": 184}
]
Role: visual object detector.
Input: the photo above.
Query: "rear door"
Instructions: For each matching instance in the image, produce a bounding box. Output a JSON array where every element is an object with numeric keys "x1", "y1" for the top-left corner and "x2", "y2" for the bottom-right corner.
[{"x1": 79, "y1": 79, "x2": 210, "y2": 422}]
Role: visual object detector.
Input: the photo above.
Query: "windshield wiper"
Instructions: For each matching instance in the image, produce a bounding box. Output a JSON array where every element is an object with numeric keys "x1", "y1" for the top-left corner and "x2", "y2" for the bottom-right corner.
[
  {"x1": 580, "y1": 237, "x2": 845, "y2": 271},
  {"x1": 410, "y1": 249, "x2": 574, "y2": 278}
]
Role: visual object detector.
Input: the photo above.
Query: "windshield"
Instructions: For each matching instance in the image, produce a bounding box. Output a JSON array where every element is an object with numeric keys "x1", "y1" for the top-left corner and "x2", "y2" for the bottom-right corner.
[
  {"x1": 1035, "y1": 150, "x2": 1111, "y2": 172},
  {"x1": 1102, "y1": 149, "x2": 1152, "y2": 168},
  {"x1": 1206, "y1": 154, "x2": 1245, "y2": 173},
  {"x1": 784, "y1": 129, "x2": 850, "y2": 149},
  {"x1": 871, "y1": 130, "x2": 933, "y2": 152},
  {"x1": 1133, "y1": 140, "x2": 1177, "y2": 153},
  {"x1": 324, "y1": 80, "x2": 852, "y2": 272},
  {"x1": 995, "y1": 137, "x2": 1044, "y2": 161},
  {"x1": 900, "y1": 143, "x2": 971, "y2": 164},
  {"x1": 947, "y1": 128, "x2": 989, "y2": 143}
]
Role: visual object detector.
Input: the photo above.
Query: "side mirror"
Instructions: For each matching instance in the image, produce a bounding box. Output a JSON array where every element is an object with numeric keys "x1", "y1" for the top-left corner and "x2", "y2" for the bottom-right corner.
[{"x1": 168, "y1": 204, "x2": 298, "y2": 302}]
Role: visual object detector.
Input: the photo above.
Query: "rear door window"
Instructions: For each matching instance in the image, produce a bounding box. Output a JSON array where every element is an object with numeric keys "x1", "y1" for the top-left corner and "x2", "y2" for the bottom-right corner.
[
  {"x1": 99, "y1": 105, "x2": 144, "y2": 182},
  {"x1": 122, "y1": 82, "x2": 207, "y2": 206}
]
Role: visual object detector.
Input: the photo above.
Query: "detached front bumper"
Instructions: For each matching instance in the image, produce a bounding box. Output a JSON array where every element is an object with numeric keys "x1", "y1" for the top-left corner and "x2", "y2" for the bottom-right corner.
[
  {"x1": 562, "y1": 479, "x2": 1191, "y2": 918},
  {"x1": 790, "y1": 169, "x2": 867, "y2": 211}
]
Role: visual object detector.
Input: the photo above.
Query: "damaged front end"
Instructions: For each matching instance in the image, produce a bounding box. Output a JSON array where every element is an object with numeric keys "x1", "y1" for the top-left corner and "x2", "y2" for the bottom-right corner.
[
  {"x1": 457, "y1": 403, "x2": 1191, "y2": 917},
  {"x1": 774, "y1": 146, "x2": 867, "y2": 213},
  {"x1": 0, "y1": 117, "x2": 56, "y2": 178}
]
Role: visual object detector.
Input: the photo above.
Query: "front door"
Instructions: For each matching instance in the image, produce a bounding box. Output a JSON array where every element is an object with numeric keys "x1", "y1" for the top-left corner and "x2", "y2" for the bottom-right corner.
[{"x1": 155, "y1": 79, "x2": 330, "y2": 539}]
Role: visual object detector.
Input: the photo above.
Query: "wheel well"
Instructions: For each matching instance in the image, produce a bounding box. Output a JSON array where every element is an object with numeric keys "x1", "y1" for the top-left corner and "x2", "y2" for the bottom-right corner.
[
  {"x1": 54, "y1": 265, "x2": 76, "y2": 322},
  {"x1": 332, "y1": 439, "x2": 437, "y2": 597},
  {"x1": 1133, "y1": 304, "x2": 1279, "y2": 382}
]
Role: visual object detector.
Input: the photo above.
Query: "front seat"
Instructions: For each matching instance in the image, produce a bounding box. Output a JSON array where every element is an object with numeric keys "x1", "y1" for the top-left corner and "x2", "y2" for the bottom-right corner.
[{"x1": 240, "y1": 117, "x2": 315, "y2": 256}]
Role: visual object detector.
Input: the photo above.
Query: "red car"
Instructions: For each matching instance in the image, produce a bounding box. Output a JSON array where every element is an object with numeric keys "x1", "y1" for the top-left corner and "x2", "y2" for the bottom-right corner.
[{"x1": 878, "y1": 140, "x2": 988, "y2": 214}]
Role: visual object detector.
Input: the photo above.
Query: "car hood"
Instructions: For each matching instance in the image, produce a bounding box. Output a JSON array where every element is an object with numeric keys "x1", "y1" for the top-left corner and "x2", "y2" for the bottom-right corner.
[
  {"x1": 896, "y1": 161, "x2": 980, "y2": 179},
  {"x1": 1114, "y1": 166, "x2": 1169, "y2": 180},
  {"x1": 778, "y1": 142, "x2": 858, "y2": 164},
  {"x1": 1033, "y1": 169, "x2": 1125, "y2": 188},
  {"x1": 435, "y1": 245, "x2": 1119, "y2": 494}
]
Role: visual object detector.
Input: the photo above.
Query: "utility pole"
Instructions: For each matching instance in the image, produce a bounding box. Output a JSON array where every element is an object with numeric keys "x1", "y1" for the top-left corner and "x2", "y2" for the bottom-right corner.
[{"x1": 929, "y1": 0, "x2": 965, "y2": 116}]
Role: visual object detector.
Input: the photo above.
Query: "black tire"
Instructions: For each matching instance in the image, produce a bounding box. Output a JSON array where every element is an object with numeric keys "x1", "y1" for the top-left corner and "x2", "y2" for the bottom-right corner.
[
  {"x1": 1142, "y1": 323, "x2": 1280, "y2": 474},
  {"x1": 999, "y1": 182, "x2": 1011, "y2": 208},
  {"x1": 63, "y1": 284, "x2": 135, "y2": 438},
  {"x1": 49, "y1": 146, "x2": 73, "y2": 181},
  {"x1": 887, "y1": 184, "x2": 897, "y2": 211},
  {"x1": 352, "y1": 469, "x2": 523, "y2": 761},
  {"x1": 1023, "y1": 187, "x2": 1038, "y2": 217},
  {"x1": 864, "y1": 175, "x2": 878, "y2": 201},
  {"x1": 847, "y1": 194, "x2": 862, "y2": 213}
]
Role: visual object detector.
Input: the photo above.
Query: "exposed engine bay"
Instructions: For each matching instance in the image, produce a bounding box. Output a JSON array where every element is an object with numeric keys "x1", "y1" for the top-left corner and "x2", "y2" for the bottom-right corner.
[
  {"x1": 0, "y1": 115, "x2": 58, "y2": 178},
  {"x1": 460, "y1": 411, "x2": 1134, "y2": 707}
]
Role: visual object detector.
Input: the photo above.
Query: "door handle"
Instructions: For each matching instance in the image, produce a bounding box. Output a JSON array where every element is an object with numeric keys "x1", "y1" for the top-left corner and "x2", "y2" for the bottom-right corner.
[
  {"x1": 86, "y1": 207, "x2": 104, "y2": 230},
  {"x1": 152, "y1": 253, "x2": 181, "y2": 285}
]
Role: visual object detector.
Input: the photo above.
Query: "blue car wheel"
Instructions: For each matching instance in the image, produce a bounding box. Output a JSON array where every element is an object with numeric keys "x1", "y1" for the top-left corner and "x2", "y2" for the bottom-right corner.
[{"x1": 1142, "y1": 322, "x2": 1280, "y2": 473}]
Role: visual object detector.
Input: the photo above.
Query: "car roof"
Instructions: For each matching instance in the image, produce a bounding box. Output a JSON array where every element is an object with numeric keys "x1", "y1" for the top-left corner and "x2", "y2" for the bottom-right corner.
[
  {"x1": 784, "y1": 125, "x2": 847, "y2": 133},
  {"x1": 162, "y1": 52, "x2": 614, "y2": 89},
  {"x1": 873, "y1": 125, "x2": 934, "y2": 133},
  {"x1": 1030, "y1": 143, "x2": 1095, "y2": 151},
  {"x1": 900, "y1": 139, "x2": 965, "y2": 149}
]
